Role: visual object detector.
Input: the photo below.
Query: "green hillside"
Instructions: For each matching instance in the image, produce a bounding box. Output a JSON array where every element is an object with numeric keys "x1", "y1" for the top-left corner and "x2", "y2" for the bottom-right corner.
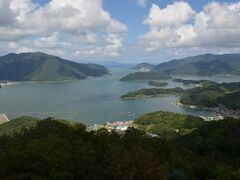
[
  {"x1": 120, "y1": 53, "x2": 240, "y2": 81},
  {"x1": 180, "y1": 82, "x2": 240, "y2": 109},
  {"x1": 0, "y1": 116, "x2": 77, "y2": 136},
  {"x1": 0, "y1": 52, "x2": 109, "y2": 82},
  {"x1": 0, "y1": 116, "x2": 39, "y2": 136},
  {"x1": 121, "y1": 81, "x2": 240, "y2": 110},
  {"x1": 154, "y1": 53, "x2": 240, "y2": 76},
  {"x1": 0, "y1": 117, "x2": 239, "y2": 179},
  {"x1": 134, "y1": 111, "x2": 205, "y2": 138}
]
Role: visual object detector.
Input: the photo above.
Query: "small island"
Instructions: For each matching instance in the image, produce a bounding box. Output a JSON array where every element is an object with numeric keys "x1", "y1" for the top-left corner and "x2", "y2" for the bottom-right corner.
[
  {"x1": 120, "y1": 87, "x2": 184, "y2": 99},
  {"x1": 120, "y1": 71, "x2": 171, "y2": 81},
  {"x1": 173, "y1": 78, "x2": 216, "y2": 86},
  {"x1": 148, "y1": 81, "x2": 168, "y2": 87}
]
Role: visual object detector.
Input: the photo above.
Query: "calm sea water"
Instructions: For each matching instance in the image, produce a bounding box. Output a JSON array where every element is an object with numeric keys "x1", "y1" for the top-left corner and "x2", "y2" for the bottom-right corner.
[{"x1": 0, "y1": 66, "x2": 239, "y2": 125}]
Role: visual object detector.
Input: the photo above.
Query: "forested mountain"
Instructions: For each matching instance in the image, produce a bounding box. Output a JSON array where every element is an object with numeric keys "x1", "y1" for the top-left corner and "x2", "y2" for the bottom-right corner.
[
  {"x1": 120, "y1": 53, "x2": 240, "y2": 81},
  {"x1": 154, "y1": 53, "x2": 240, "y2": 76},
  {"x1": 0, "y1": 52, "x2": 110, "y2": 82},
  {"x1": 0, "y1": 117, "x2": 239, "y2": 179}
]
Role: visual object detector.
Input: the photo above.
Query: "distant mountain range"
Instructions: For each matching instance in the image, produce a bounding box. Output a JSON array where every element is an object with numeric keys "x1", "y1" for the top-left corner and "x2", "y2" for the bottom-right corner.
[
  {"x1": 120, "y1": 71, "x2": 171, "y2": 81},
  {"x1": 121, "y1": 53, "x2": 240, "y2": 81},
  {"x1": 154, "y1": 53, "x2": 240, "y2": 76},
  {"x1": 0, "y1": 52, "x2": 110, "y2": 82}
]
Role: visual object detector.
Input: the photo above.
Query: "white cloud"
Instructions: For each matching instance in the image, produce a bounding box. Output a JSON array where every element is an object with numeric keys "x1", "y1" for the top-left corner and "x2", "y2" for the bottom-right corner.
[
  {"x1": 104, "y1": 34, "x2": 124, "y2": 57},
  {"x1": 144, "y1": 2, "x2": 195, "y2": 28},
  {"x1": 140, "y1": 1, "x2": 240, "y2": 53},
  {"x1": 1, "y1": 0, "x2": 240, "y2": 62},
  {"x1": 33, "y1": 33, "x2": 58, "y2": 48},
  {"x1": 0, "y1": 0, "x2": 128, "y2": 59},
  {"x1": 0, "y1": 0, "x2": 16, "y2": 26}
]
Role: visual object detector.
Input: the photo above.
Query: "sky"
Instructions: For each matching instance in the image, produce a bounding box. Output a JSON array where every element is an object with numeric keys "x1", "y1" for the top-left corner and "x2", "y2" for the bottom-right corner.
[{"x1": 0, "y1": 0, "x2": 240, "y2": 63}]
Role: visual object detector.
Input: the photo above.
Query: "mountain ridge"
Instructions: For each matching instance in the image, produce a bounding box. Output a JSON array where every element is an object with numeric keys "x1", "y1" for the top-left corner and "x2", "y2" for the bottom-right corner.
[
  {"x1": 0, "y1": 52, "x2": 110, "y2": 82},
  {"x1": 154, "y1": 53, "x2": 240, "y2": 76}
]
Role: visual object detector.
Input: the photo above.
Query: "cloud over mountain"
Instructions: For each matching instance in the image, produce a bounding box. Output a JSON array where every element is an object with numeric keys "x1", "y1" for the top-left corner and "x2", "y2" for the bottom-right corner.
[
  {"x1": 0, "y1": 0, "x2": 127, "y2": 59},
  {"x1": 0, "y1": 0, "x2": 240, "y2": 62}
]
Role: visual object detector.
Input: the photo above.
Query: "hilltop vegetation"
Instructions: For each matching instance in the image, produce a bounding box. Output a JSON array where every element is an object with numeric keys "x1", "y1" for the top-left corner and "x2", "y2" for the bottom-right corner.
[
  {"x1": 0, "y1": 116, "x2": 77, "y2": 136},
  {"x1": 0, "y1": 117, "x2": 239, "y2": 179},
  {"x1": 134, "y1": 111, "x2": 205, "y2": 138},
  {"x1": 0, "y1": 52, "x2": 109, "y2": 82},
  {"x1": 0, "y1": 116, "x2": 39, "y2": 136}
]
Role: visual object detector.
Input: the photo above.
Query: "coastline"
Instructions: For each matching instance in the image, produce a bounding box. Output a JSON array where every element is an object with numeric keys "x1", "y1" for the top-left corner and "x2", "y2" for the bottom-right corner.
[
  {"x1": 120, "y1": 94, "x2": 182, "y2": 100},
  {"x1": 0, "y1": 74, "x2": 111, "y2": 86},
  {"x1": 0, "y1": 81, "x2": 19, "y2": 87}
]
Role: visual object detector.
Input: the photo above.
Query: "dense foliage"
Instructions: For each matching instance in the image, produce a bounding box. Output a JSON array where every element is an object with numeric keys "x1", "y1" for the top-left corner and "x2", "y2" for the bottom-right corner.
[
  {"x1": 0, "y1": 117, "x2": 240, "y2": 179},
  {"x1": 120, "y1": 71, "x2": 171, "y2": 81},
  {"x1": 134, "y1": 111, "x2": 205, "y2": 138},
  {"x1": 0, "y1": 116, "x2": 39, "y2": 136},
  {"x1": 0, "y1": 52, "x2": 109, "y2": 81},
  {"x1": 148, "y1": 81, "x2": 168, "y2": 87}
]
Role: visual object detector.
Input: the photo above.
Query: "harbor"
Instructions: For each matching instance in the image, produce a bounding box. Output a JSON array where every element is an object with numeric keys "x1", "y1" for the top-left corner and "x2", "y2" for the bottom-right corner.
[{"x1": 88, "y1": 120, "x2": 134, "y2": 133}]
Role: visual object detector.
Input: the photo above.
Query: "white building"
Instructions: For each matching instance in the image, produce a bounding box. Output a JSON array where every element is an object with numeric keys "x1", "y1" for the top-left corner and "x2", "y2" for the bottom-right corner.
[{"x1": 0, "y1": 114, "x2": 9, "y2": 125}]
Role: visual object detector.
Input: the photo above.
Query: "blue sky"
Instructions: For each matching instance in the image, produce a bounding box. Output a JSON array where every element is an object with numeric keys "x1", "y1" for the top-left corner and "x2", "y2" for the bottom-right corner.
[
  {"x1": 0, "y1": 0, "x2": 240, "y2": 63},
  {"x1": 103, "y1": 0, "x2": 238, "y2": 43}
]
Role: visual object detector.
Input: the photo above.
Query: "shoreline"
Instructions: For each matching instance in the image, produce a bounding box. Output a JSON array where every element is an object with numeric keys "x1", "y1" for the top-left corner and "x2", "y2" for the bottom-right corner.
[
  {"x1": 0, "y1": 74, "x2": 111, "y2": 85},
  {"x1": 176, "y1": 101, "x2": 240, "y2": 120}
]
